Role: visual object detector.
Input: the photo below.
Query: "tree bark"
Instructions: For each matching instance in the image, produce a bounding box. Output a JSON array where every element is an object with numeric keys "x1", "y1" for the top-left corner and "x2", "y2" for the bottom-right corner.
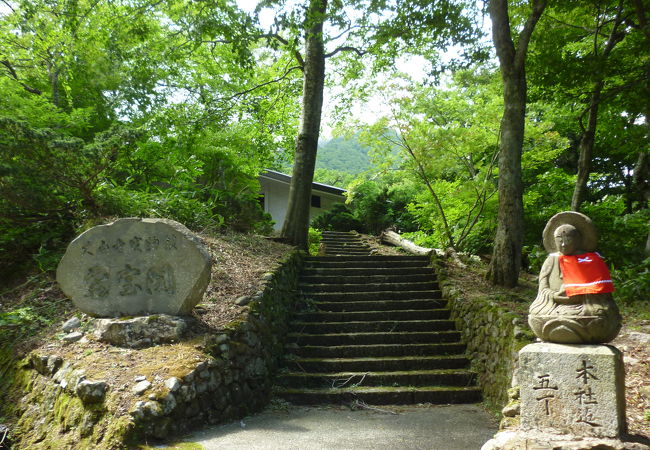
[
  {"x1": 631, "y1": 149, "x2": 649, "y2": 209},
  {"x1": 486, "y1": 0, "x2": 546, "y2": 287},
  {"x1": 380, "y1": 230, "x2": 440, "y2": 256},
  {"x1": 280, "y1": 0, "x2": 327, "y2": 250}
]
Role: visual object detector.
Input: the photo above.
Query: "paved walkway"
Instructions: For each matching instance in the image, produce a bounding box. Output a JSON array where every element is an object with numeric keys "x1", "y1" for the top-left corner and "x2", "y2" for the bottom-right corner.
[{"x1": 170, "y1": 403, "x2": 498, "y2": 450}]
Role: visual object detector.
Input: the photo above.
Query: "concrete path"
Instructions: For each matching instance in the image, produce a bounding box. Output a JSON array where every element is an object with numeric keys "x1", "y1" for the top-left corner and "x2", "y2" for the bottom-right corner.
[{"x1": 170, "y1": 403, "x2": 498, "y2": 450}]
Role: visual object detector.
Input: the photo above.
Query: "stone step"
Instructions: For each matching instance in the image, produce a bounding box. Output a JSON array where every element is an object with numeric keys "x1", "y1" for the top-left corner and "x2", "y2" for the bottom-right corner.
[
  {"x1": 304, "y1": 260, "x2": 430, "y2": 269},
  {"x1": 321, "y1": 231, "x2": 360, "y2": 236},
  {"x1": 284, "y1": 355, "x2": 470, "y2": 372},
  {"x1": 300, "y1": 273, "x2": 436, "y2": 285},
  {"x1": 290, "y1": 320, "x2": 456, "y2": 334},
  {"x1": 277, "y1": 243, "x2": 479, "y2": 407},
  {"x1": 323, "y1": 251, "x2": 372, "y2": 256},
  {"x1": 305, "y1": 255, "x2": 429, "y2": 262},
  {"x1": 294, "y1": 308, "x2": 451, "y2": 322},
  {"x1": 277, "y1": 369, "x2": 477, "y2": 389},
  {"x1": 302, "y1": 267, "x2": 435, "y2": 277},
  {"x1": 301, "y1": 281, "x2": 439, "y2": 293},
  {"x1": 290, "y1": 343, "x2": 467, "y2": 358},
  {"x1": 313, "y1": 299, "x2": 447, "y2": 312},
  {"x1": 305, "y1": 290, "x2": 443, "y2": 302},
  {"x1": 287, "y1": 330, "x2": 461, "y2": 346},
  {"x1": 320, "y1": 242, "x2": 367, "y2": 247},
  {"x1": 275, "y1": 386, "x2": 482, "y2": 405},
  {"x1": 322, "y1": 248, "x2": 370, "y2": 253}
]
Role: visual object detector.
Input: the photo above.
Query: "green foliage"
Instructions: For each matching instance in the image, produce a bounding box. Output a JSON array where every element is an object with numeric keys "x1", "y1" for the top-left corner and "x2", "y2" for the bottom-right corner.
[
  {"x1": 312, "y1": 168, "x2": 356, "y2": 188},
  {"x1": 346, "y1": 176, "x2": 419, "y2": 235},
  {"x1": 308, "y1": 228, "x2": 322, "y2": 256},
  {"x1": 311, "y1": 203, "x2": 364, "y2": 232},
  {"x1": 0, "y1": 0, "x2": 299, "y2": 278},
  {"x1": 0, "y1": 276, "x2": 73, "y2": 345},
  {"x1": 0, "y1": 307, "x2": 43, "y2": 329},
  {"x1": 526, "y1": 0, "x2": 648, "y2": 210},
  {"x1": 612, "y1": 257, "x2": 650, "y2": 306},
  {"x1": 0, "y1": 0, "x2": 647, "y2": 302},
  {"x1": 522, "y1": 244, "x2": 547, "y2": 274},
  {"x1": 581, "y1": 200, "x2": 649, "y2": 269}
]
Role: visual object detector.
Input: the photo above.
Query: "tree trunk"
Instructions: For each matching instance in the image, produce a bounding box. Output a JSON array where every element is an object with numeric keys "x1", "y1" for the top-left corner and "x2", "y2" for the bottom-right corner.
[
  {"x1": 380, "y1": 230, "x2": 439, "y2": 256},
  {"x1": 488, "y1": 72, "x2": 526, "y2": 287},
  {"x1": 571, "y1": 85, "x2": 602, "y2": 211},
  {"x1": 486, "y1": 0, "x2": 546, "y2": 287},
  {"x1": 631, "y1": 149, "x2": 649, "y2": 209},
  {"x1": 280, "y1": 0, "x2": 327, "y2": 250},
  {"x1": 49, "y1": 64, "x2": 61, "y2": 107}
]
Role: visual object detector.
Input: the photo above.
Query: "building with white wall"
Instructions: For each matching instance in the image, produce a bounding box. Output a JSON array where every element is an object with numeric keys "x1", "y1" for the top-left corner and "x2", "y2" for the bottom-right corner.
[{"x1": 259, "y1": 169, "x2": 346, "y2": 231}]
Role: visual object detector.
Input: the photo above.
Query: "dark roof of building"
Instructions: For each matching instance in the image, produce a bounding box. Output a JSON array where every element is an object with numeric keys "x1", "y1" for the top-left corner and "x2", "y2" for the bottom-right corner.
[{"x1": 259, "y1": 169, "x2": 346, "y2": 196}]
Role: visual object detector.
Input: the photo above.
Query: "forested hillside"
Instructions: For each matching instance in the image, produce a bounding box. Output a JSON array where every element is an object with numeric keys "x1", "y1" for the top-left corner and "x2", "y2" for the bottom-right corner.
[{"x1": 316, "y1": 136, "x2": 372, "y2": 174}]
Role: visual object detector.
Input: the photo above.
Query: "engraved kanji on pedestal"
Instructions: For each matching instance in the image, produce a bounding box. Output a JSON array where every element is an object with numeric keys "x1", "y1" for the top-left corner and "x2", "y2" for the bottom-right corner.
[{"x1": 519, "y1": 343, "x2": 626, "y2": 438}]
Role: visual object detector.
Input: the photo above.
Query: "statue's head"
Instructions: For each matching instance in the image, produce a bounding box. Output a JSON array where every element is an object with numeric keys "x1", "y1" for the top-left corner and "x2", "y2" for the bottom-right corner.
[
  {"x1": 553, "y1": 224, "x2": 581, "y2": 255},
  {"x1": 543, "y1": 211, "x2": 598, "y2": 254}
]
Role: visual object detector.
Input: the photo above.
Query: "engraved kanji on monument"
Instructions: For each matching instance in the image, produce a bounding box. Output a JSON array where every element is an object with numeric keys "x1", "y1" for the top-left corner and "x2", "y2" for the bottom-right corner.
[
  {"x1": 519, "y1": 343, "x2": 626, "y2": 438},
  {"x1": 56, "y1": 218, "x2": 212, "y2": 317}
]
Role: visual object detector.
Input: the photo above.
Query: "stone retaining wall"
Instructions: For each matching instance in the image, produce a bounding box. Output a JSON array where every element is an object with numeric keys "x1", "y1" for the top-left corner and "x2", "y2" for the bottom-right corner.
[
  {"x1": 9, "y1": 251, "x2": 305, "y2": 448},
  {"x1": 431, "y1": 256, "x2": 534, "y2": 412}
]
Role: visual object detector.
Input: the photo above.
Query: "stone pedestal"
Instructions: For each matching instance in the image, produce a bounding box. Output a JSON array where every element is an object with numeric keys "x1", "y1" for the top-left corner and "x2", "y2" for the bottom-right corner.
[{"x1": 519, "y1": 343, "x2": 626, "y2": 438}]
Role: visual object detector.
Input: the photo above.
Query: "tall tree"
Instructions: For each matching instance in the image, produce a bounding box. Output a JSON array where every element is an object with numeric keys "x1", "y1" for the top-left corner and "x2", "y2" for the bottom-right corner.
[
  {"x1": 569, "y1": 1, "x2": 630, "y2": 210},
  {"x1": 527, "y1": 0, "x2": 648, "y2": 211},
  {"x1": 487, "y1": 0, "x2": 547, "y2": 287},
  {"x1": 270, "y1": 0, "x2": 482, "y2": 249},
  {"x1": 280, "y1": 0, "x2": 327, "y2": 249}
]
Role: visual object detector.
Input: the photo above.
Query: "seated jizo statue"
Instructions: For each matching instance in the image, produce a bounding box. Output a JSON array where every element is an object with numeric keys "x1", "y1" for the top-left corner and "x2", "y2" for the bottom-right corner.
[{"x1": 528, "y1": 211, "x2": 621, "y2": 344}]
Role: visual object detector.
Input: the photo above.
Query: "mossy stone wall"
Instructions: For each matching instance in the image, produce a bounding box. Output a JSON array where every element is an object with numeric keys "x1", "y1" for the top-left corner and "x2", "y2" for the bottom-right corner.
[
  {"x1": 7, "y1": 251, "x2": 305, "y2": 448},
  {"x1": 432, "y1": 257, "x2": 534, "y2": 413}
]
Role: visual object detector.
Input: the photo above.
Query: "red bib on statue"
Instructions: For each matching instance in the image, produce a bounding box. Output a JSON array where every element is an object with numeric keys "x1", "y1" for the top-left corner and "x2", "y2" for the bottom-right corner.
[{"x1": 559, "y1": 252, "x2": 615, "y2": 296}]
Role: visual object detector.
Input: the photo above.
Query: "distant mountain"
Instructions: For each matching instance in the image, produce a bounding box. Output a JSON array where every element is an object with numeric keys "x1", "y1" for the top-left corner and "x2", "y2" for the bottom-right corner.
[{"x1": 316, "y1": 135, "x2": 371, "y2": 174}]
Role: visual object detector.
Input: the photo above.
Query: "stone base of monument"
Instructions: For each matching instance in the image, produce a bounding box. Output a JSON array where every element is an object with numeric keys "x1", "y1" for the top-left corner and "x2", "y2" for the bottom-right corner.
[
  {"x1": 482, "y1": 343, "x2": 649, "y2": 450},
  {"x1": 482, "y1": 429, "x2": 649, "y2": 450},
  {"x1": 519, "y1": 343, "x2": 625, "y2": 438},
  {"x1": 93, "y1": 314, "x2": 189, "y2": 348}
]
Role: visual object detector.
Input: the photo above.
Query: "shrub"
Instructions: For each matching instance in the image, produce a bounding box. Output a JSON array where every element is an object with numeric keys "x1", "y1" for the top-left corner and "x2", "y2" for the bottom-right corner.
[
  {"x1": 308, "y1": 227, "x2": 322, "y2": 255},
  {"x1": 311, "y1": 203, "x2": 364, "y2": 232}
]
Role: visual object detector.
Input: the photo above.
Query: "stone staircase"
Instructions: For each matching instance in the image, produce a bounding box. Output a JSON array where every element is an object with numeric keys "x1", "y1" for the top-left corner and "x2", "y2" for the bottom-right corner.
[
  {"x1": 320, "y1": 231, "x2": 371, "y2": 256},
  {"x1": 274, "y1": 243, "x2": 481, "y2": 405}
]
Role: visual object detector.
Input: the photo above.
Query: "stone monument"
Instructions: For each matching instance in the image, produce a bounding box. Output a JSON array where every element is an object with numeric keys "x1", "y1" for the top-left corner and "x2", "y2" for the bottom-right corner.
[
  {"x1": 57, "y1": 218, "x2": 212, "y2": 317},
  {"x1": 482, "y1": 212, "x2": 645, "y2": 450},
  {"x1": 527, "y1": 211, "x2": 621, "y2": 344}
]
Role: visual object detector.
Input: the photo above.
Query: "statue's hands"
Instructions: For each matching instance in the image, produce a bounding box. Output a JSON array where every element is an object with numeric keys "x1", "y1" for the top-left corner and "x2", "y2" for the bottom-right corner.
[
  {"x1": 553, "y1": 285, "x2": 569, "y2": 302},
  {"x1": 553, "y1": 293, "x2": 570, "y2": 302}
]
